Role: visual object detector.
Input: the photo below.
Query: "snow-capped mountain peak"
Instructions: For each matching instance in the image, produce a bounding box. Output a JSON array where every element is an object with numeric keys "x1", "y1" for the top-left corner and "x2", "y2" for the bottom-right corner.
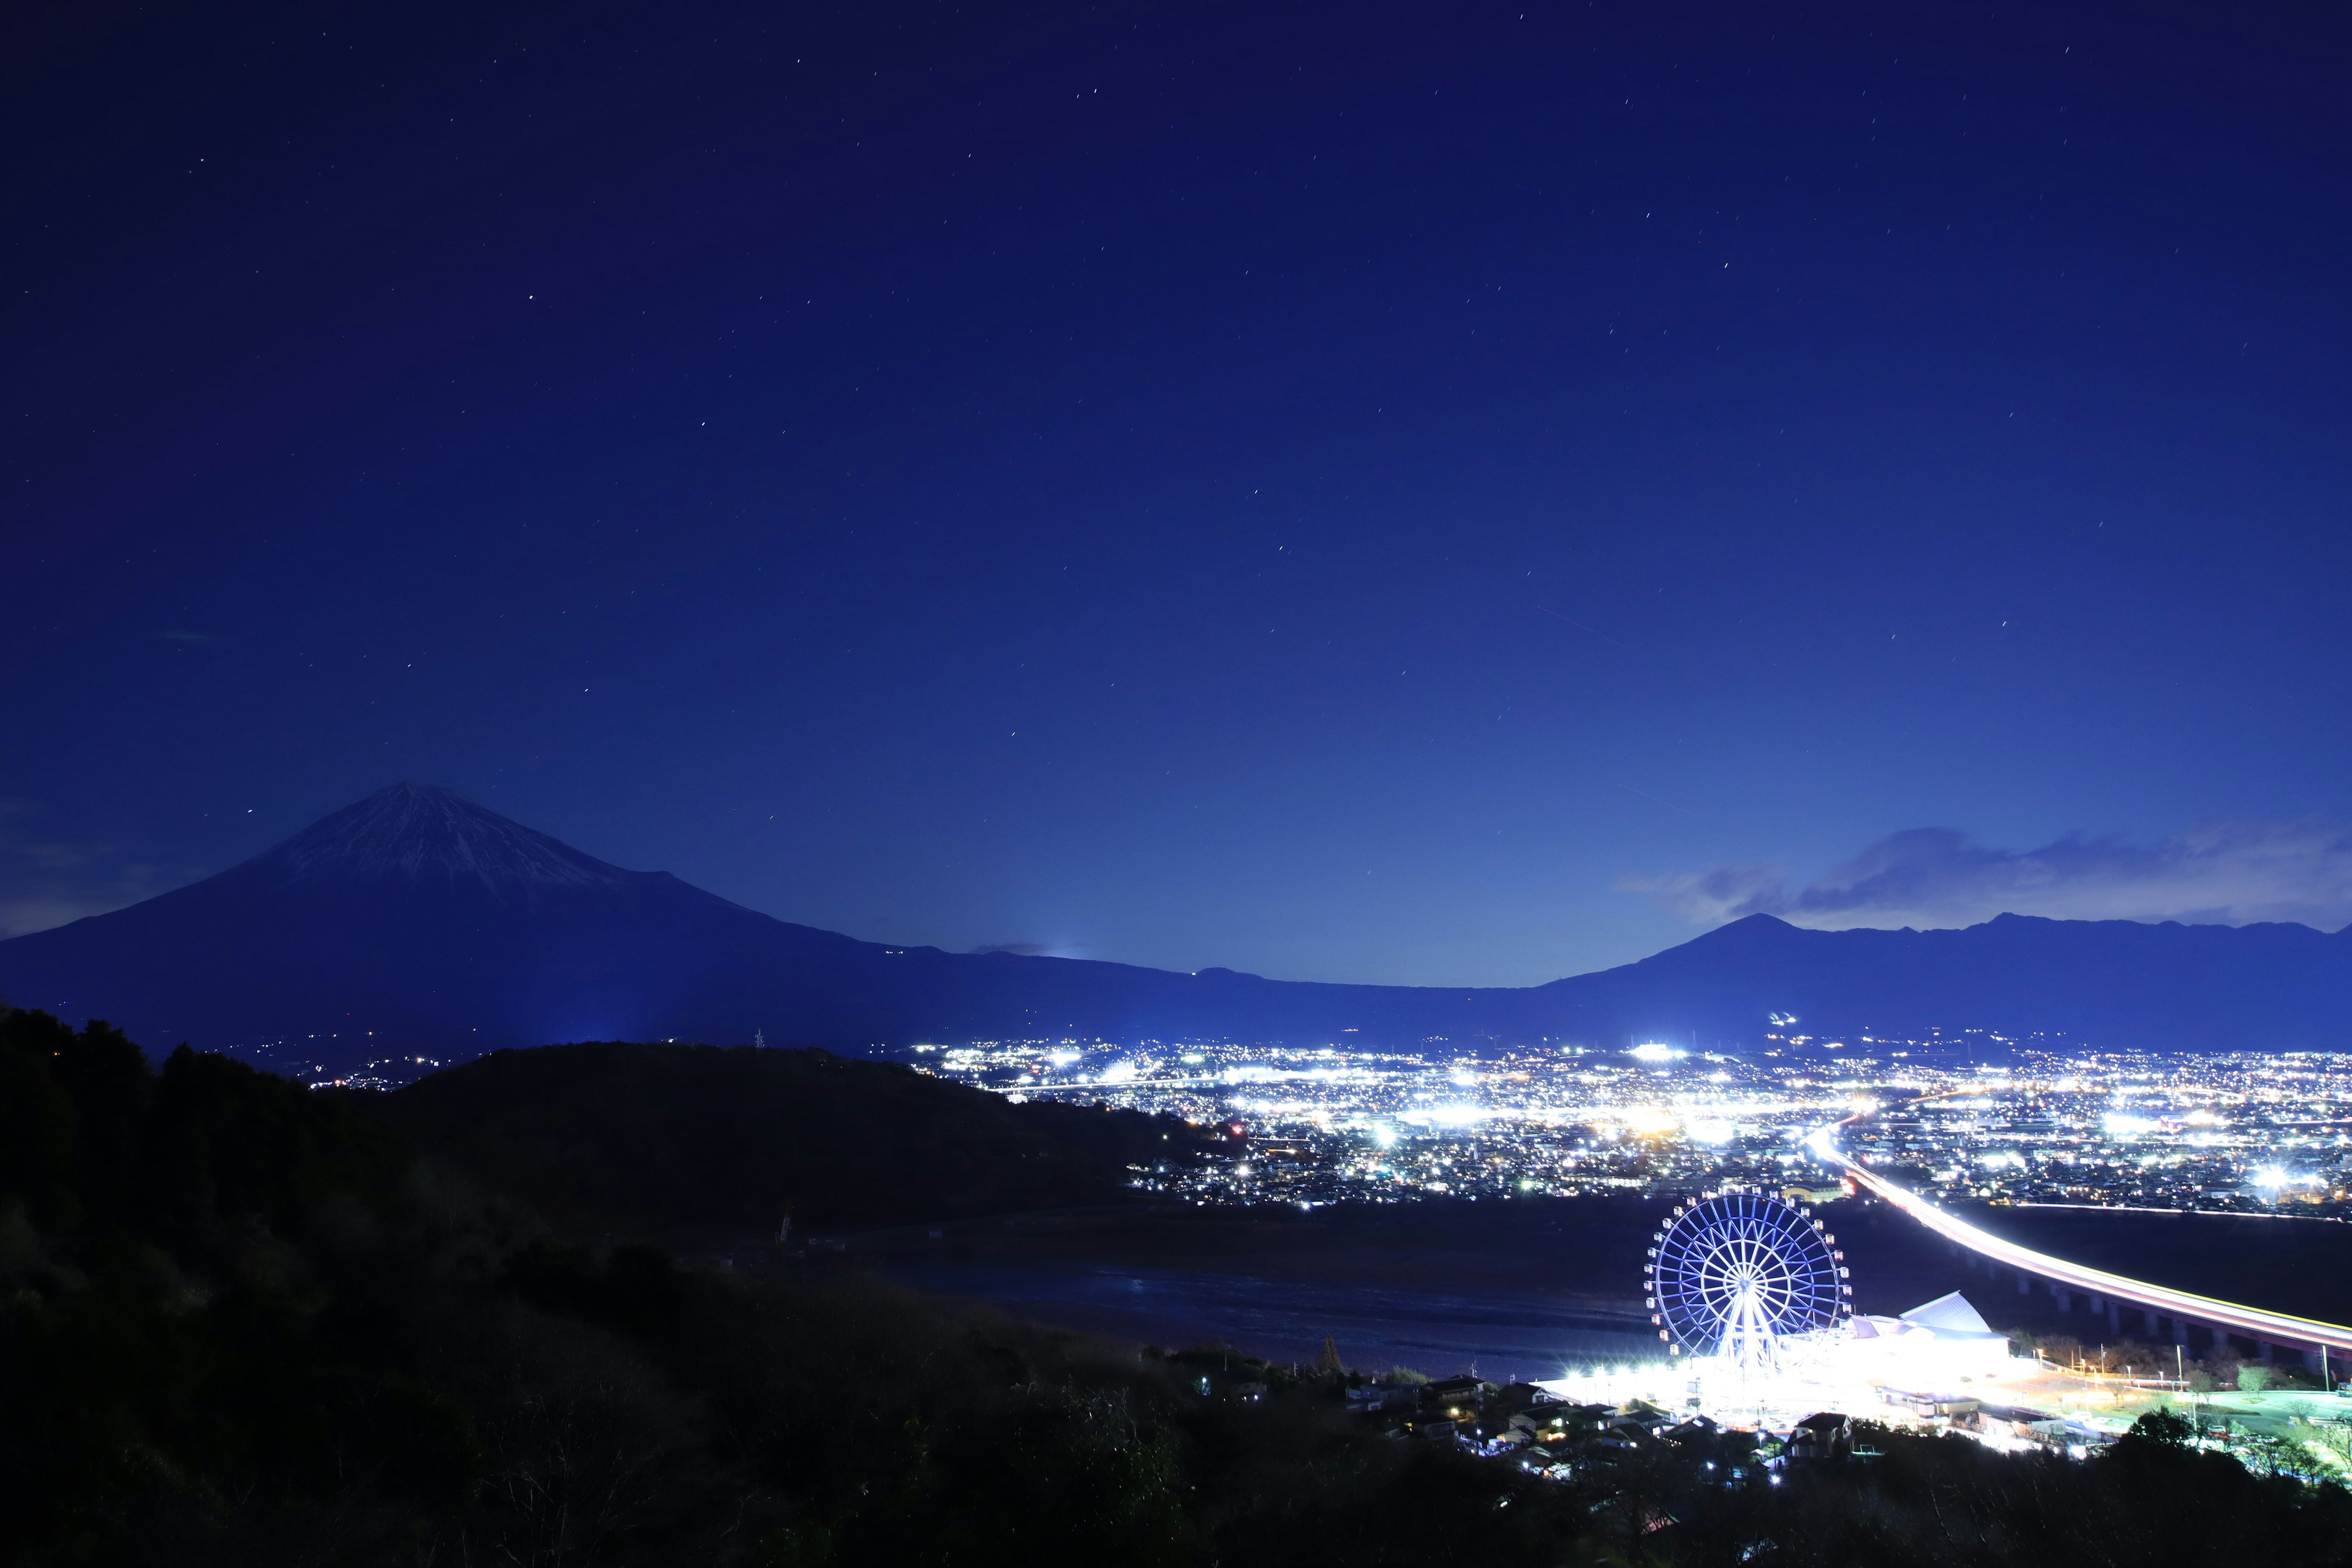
[{"x1": 244, "y1": 782, "x2": 638, "y2": 893}]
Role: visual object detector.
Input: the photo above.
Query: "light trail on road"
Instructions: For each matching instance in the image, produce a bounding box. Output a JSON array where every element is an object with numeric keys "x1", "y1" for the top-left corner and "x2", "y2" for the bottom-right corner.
[{"x1": 1808, "y1": 1106, "x2": 2352, "y2": 1358}]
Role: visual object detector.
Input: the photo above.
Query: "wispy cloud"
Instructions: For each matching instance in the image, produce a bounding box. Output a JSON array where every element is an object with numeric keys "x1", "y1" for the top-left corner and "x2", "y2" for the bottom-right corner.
[
  {"x1": 1626, "y1": 820, "x2": 2352, "y2": 933},
  {"x1": 0, "y1": 800, "x2": 179, "y2": 938}
]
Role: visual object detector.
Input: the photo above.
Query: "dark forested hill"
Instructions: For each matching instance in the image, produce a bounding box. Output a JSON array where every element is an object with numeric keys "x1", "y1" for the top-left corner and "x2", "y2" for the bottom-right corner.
[
  {"x1": 7, "y1": 1005, "x2": 2350, "y2": 1567},
  {"x1": 3, "y1": 785, "x2": 2349, "y2": 1073},
  {"x1": 361, "y1": 1040, "x2": 1212, "y2": 1243}
]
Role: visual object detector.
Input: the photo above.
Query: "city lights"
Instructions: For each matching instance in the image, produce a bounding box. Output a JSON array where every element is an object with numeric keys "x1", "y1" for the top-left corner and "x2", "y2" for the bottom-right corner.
[{"x1": 923, "y1": 1035, "x2": 2352, "y2": 1215}]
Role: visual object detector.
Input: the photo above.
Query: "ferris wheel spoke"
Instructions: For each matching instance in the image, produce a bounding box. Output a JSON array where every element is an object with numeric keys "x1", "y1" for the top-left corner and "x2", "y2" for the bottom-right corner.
[{"x1": 1651, "y1": 1190, "x2": 1845, "y2": 1367}]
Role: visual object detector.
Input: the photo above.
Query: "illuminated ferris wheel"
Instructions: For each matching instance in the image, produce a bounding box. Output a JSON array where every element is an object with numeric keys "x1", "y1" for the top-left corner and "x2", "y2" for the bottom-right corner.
[{"x1": 1645, "y1": 1188, "x2": 1851, "y2": 1373}]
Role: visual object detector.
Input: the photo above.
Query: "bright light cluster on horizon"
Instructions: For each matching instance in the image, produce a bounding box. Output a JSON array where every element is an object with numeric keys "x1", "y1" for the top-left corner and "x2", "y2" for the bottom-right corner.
[{"x1": 914, "y1": 1033, "x2": 2352, "y2": 1215}]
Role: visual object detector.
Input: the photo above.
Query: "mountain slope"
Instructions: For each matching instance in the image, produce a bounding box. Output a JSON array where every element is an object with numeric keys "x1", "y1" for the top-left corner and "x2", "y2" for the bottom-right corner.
[
  {"x1": 361, "y1": 1039, "x2": 1212, "y2": 1242},
  {"x1": 1520, "y1": 910, "x2": 2352, "y2": 1051},
  {"x1": 2, "y1": 783, "x2": 2348, "y2": 1068}
]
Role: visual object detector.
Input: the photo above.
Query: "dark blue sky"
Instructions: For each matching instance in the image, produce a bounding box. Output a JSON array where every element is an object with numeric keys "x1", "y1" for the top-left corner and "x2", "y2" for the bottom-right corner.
[{"x1": 6, "y1": 0, "x2": 2349, "y2": 983}]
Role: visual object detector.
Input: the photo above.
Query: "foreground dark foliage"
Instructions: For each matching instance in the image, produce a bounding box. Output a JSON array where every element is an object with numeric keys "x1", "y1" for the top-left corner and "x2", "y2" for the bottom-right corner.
[{"x1": 4, "y1": 1010, "x2": 2349, "y2": 1566}]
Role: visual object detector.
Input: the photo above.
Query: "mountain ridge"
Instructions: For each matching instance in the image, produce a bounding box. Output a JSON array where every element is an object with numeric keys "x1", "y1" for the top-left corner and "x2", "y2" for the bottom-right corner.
[{"x1": 2, "y1": 785, "x2": 2348, "y2": 1069}]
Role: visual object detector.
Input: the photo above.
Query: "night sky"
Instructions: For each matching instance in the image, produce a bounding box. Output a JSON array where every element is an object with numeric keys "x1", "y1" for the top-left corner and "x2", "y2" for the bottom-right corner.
[{"x1": 6, "y1": 1, "x2": 2349, "y2": 984}]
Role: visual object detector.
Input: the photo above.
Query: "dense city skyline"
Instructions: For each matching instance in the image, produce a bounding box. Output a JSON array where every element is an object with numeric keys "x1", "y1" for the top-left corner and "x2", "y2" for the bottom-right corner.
[{"x1": 8, "y1": 2, "x2": 2350, "y2": 985}]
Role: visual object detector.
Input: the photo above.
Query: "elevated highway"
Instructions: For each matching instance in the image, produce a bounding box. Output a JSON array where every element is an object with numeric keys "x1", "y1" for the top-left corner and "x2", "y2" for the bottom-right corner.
[{"x1": 1807, "y1": 1107, "x2": 2352, "y2": 1366}]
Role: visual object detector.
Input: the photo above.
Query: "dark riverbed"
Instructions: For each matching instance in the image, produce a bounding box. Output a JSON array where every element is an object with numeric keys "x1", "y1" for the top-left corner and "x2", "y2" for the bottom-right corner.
[{"x1": 823, "y1": 1194, "x2": 2352, "y2": 1373}]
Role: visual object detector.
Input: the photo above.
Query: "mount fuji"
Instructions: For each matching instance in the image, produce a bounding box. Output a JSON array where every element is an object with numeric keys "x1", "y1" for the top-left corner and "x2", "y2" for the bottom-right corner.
[{"x1": 2, "y1": 783, "x2": 2349, "y2": 1073}]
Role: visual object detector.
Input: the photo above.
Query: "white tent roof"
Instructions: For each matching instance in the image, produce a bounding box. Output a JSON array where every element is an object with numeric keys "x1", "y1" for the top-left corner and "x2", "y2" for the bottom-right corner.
[{"x1": 1899, "y1": 1291, "x2": 1994, "y2": 1335}]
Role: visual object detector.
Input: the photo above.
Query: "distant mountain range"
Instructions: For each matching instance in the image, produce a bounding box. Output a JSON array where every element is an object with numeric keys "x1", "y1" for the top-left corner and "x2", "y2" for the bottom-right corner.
[{"x1": 3, "y1": 783, "x2": 2348, "y2": 1069}]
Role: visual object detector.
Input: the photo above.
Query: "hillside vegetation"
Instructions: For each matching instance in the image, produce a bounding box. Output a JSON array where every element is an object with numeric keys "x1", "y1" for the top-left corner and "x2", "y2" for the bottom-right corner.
[
  {"x1": 5, "y1": 1008, "x2": 2351, "y2": 1567},
  {"x1": 360, "y1": 1040, "x2": 1208, "y2": 1242}
]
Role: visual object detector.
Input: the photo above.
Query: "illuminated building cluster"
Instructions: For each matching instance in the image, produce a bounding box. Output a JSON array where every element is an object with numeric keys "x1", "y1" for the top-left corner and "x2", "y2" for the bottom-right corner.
[
  {"x1": 914, "y1": 1036, "x2": 2352, "y2": 1215},
  {"x1": 1840, "y1": 1052, "x2": 2352, "y2": 1212}
]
